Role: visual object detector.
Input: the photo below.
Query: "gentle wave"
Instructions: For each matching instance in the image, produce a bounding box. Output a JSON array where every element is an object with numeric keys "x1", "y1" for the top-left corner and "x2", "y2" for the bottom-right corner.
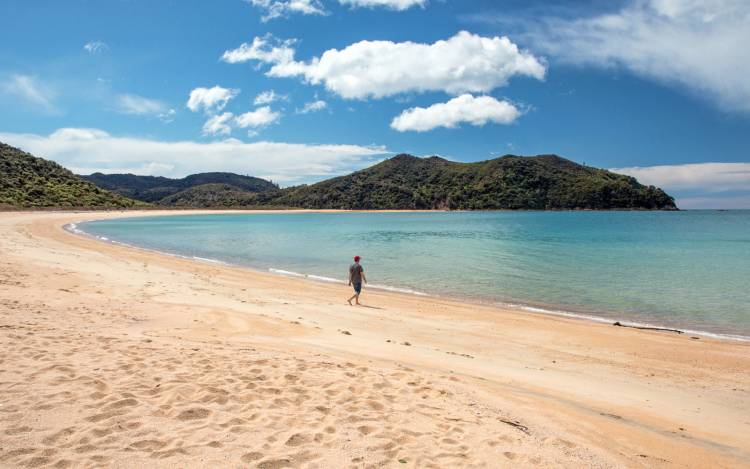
[
  {"x1": 269, "y1": 268, "x2": 428, "y2": 295},
  {"x1": 268, "y1": 268, "x2": 306, "y2": 278},
  {"x1": 368, "y1": 283, "x2": 428, "y2": 296},
  {"x1": 192, "y1": 256, "x2": 225, "y2": 264},
  {"x1": 66, "y1": 220, "x2": 748, "y2": 342},
  {"x1": 307, "y1": 274, "x2": 343, "y2": 283},
  {"x1": 501, "y1": 303, "x2": 750, "y2": 342},
  {"x1": 65, "y1": 222, "x2": 227, "y2": 267}
]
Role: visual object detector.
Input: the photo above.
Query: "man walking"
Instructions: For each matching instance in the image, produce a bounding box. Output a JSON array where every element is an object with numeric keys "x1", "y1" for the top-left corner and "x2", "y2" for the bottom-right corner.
[{"x1": 347, "y1": 255, "x2": 367, "y2": 306}]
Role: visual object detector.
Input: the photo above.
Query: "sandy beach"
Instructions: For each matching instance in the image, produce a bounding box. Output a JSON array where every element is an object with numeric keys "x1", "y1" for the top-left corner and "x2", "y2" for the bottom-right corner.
[{"x1": 0, "y1": 210, "x2": 748, "y2": 468}]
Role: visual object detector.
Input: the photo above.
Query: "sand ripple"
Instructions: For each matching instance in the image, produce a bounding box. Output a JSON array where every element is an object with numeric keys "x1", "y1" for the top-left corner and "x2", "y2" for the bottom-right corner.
[{"x1": 0, "y1": 293, "x2": 608, "y2": 468}]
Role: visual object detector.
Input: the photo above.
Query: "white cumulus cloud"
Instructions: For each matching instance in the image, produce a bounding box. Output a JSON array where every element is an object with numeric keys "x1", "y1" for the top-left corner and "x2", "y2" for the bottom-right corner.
[
  {"x1": 0, "y1": 128, "x2": 388, "y2": 185},
  {"x1": 391, "y1": 94, "x2": 522, "y2": 132},
  {"x1": 254, "y1": 90, "x2": 287, "y2": 105},
  {"x1": 247, "y1": 0, "x2": 326, "y2": 21},
  {"x1": 202, "y1": 112, "x2": 235, "y2": 136},
  {"x1": 235, "y1": 106, "x2": 281, "y2": 131},
  {"x1": 222, "y1": 31, "x2": 546, "y2": 100},
  {"x1": 338, "y1": 0, "x2": 426, "y2": 10},
  {"x1": 518, "y1": 0, "x2": 750, "y2": 112},
  {"x1": 221, "y1": 35, "x2": 297, "y2": 65},
  {"x1": 297, "y1": 99, "x2": 327, "y2": 114},
  {"x1": 187, "y1": 86, "x2": 240, "y2": 114}
]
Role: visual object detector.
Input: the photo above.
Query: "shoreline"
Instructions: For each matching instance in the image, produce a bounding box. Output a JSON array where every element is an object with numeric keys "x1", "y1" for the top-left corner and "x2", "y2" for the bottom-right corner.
[
  {"x1": 69, "y1": 212, "x2": 750, "y2": 343},
  {"x1": 2, "y1": 210, "x2": 749, "y2": 468}
]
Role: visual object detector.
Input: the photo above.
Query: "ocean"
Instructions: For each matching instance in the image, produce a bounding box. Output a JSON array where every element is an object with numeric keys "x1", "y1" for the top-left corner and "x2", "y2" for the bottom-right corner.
[{"x1": 75, "y1": 211, "x2": 750, "y2": 340}]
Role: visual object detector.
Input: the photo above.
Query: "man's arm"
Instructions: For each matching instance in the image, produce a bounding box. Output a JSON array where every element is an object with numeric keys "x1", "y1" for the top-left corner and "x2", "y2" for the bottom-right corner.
[
  {"x1": 348, "y1": 268, "x2": 352, "y2": 286},
  {"x1": 361, "y1": 270, "x2": 367, "y2": 284}
]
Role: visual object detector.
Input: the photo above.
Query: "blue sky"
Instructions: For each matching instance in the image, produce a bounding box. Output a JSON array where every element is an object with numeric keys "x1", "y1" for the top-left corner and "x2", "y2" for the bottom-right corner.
[{"x1": 1, "y1": 0, "x2": 748, "y2": 207}]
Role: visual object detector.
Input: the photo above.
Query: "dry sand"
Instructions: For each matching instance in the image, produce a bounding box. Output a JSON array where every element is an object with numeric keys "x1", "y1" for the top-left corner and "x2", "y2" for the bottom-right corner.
[{"x1": 0, "y1": 210, "x2": 748, "y2": 468}]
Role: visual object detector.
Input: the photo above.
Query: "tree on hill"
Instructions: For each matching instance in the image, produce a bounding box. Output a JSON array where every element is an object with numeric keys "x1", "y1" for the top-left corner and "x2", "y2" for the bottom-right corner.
[
  {"x1": 271, "y1": 154, "x2": 677, "y2": 210},
  {"x1": 0, "y1": 143, "x2": 145, "y2": 209},
  {"x1": 82, "y1": 172, "x2": 278, "y2": 203}
]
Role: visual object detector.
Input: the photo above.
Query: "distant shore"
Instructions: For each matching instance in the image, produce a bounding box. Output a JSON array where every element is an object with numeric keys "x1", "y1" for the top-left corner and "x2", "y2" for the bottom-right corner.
[
  {"x1": 1, "y1": 205, "x2": 684, "y2": 212},
  {"x1": 1, "y1": 210, "x2": 748, "y2": 468}
]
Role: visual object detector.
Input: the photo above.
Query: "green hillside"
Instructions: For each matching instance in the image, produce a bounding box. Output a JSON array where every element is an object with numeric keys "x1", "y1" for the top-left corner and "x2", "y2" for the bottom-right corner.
[
  {"x1": 7, "y1": 145, "x2": 676, "y2": 211},
  {"x1": 272, "y1": 154, "x2": 677, "y2": 210},
  {"x1": 82, "y1": 172, "x2": 279, "y2": 204},
  {"x1": 158, "y1": 183, "x2": 282, "y2": 208},
  {"x1": 0, "y1": 143, "x2": 145, "y2": 209}
]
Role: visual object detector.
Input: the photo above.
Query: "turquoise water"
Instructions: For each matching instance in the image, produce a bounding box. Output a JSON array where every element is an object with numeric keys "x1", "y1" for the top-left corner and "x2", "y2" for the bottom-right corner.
[{"x1": 77, "y1": 211, "x2": 750, "y2": 339}]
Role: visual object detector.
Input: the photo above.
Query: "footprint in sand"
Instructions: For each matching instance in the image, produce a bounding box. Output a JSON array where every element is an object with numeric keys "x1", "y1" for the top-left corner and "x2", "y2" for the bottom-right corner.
[
  {"x1": 358, "y1": 425, "x2": 376, "y2": 435},
  {"x1": 257, "y1": 458, "x2": 293, "y2": 469},
  {"x1": 367, "y1": 399, "x2": 385, "y2": 411},
  {"x1": 285, "y1": 433, "x2": 313, "y2": 447},
  {"x1": 24, "y1": 456, "x2": 52, "y2": 468},
  {"x1": 176, "y1": 407, "x2": 211, "y2": 420},
  {"x1": 104, "y1": 398, "x2": 138, "y2": 410},
  {"x1": 41, "y1": 427, "x2": 76, "y2": 445},
  {"x1": 241, "y1": 451, "x2": 264, "y2": 462},
  {"x1": 4, "y1": 425, "x2": 33, "y2": 435},
  {"x1": 130, "y1": 439, "x2": 168, "y2": 451}
]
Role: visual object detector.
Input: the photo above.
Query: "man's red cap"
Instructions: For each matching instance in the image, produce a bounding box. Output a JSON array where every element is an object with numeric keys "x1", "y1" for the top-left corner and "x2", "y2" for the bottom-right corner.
[{"x1": 354, "y1": 256, "x2": 361, "y2": 262}]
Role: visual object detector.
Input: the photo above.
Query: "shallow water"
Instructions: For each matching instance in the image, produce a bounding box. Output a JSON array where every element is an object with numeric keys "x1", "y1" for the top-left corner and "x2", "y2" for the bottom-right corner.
[{"x1": 79, "y1": 211, "x2": 750, "y2": 339}]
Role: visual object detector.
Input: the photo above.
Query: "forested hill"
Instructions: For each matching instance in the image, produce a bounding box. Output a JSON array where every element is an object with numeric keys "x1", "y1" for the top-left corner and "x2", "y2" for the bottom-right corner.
[
  {"x1": 2, "y1": 144, "x2": 677, "y2": 210},
  {"x1": 271, "y1": 154, "x2": 677, "y2": 210},
  {"x1": 82, "y1": 172, "x2": 279, "y2": 203},
  {"x1": 0, "y1": 143, "x2": 143, "y2": 209}
]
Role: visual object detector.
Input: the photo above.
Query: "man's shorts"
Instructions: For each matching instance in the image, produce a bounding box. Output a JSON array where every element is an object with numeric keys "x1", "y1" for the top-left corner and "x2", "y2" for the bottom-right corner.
[{"x1": 352, "y1": 282, "x2": 362, "y2": 294}]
